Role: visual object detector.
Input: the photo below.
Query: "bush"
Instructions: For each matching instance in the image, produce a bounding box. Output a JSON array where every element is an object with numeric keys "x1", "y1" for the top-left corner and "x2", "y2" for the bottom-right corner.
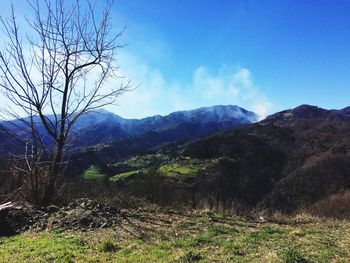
[
  {"x1": 47, "y1": 205, "x2": 59, "y2": 213},
  {"x1": 100, "y1": 239, "x2": 118, "y2": 253},
  {"x1": 284, "y1": 247, "x2": 308, "y2": 263},
  {"x1": 182, "y1": 251, "x2": 202, "y2": 262}
]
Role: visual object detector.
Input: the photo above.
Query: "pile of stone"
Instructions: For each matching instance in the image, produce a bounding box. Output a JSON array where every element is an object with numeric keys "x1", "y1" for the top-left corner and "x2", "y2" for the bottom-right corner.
[
  {"x1": 0, "y1": 198, "x2": 121, "y2": 235},
  {"x1": 47, "y1": 198, "x2": 121, "y2": 230},
  {"x1": 1, "y1": 202, "x2": 47, "y2": 235}
]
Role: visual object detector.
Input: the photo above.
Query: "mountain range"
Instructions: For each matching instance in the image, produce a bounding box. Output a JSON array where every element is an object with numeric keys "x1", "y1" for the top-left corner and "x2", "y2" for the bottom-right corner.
[
  {"x1": 0, "y1": 105, "x2": 257, "y2": 156},
  {"x1": 1, "y1": 103, "x2": 350, "y2": 217},
  {"x1": 72, "y1": 104, "x2": 257, "y2": 146}
]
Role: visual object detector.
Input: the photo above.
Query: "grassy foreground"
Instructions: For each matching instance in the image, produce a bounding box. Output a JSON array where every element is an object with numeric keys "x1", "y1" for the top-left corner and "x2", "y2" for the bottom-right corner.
[{"x1": 1, "y1": 210, "x2": 350, "y2": 262}]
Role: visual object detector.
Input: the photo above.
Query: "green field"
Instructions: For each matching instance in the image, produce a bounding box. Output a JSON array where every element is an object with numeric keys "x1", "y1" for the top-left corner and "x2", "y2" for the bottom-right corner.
[
  {"x1": 109, "y1": 154, "x2": 206, "y2": 180},
  {"x1": 83, "y1": 166, "x2": 106, "y2": 180},
  {"x1": 118, "y1": 154, "x2": 171, "y2": 169},
  {"x1": 109, "y1": 170, "x2": 139, "y2": 182},
  {"x1": 158, "y1": 163, "x2": 201, "y2": 177},
  {"x1": 2, "y1": 211, "x2": 350, "y2": 262}
]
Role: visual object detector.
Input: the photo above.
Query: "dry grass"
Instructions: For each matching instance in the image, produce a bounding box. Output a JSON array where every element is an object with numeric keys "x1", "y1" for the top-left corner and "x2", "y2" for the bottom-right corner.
[{"x1": 1, "y1": 209, "x2": 350, "y2": 262}]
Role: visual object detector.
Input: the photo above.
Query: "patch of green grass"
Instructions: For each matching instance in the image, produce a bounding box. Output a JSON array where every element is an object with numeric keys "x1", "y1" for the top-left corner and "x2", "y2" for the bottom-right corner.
[
  {"x1": 112, "y1": 154, "x2": 208, "y2": 180},
  {"x1": 122, "y1": 154, "x2": 170, "y2": 169},
  {"x1": 251, "y1": 226, "x2": 283, "y2": 239},
  {"x1": 181, "y1": 250, "x2": 202, "y2": 262},
  {"x1": 99, "y1": 238, "x2": 119, "y2": 252},
  {"x1": 208, "y1": 225, "x2": 238, "y2": 236},
  {"x1": 158, "y1": 163, "x2": 199, "y2": 177},
  {"x1": 284, "y1": 247, "x2": 308, "y2": 263},
  {"x1": 1, "y1": 212, "x2": 350, "y2": 262},
  {"x1": 83, "y1": 165, "x2": 106, "y2": 180},
  {"x1": 109, "y1": 170, "x2": 139, "y2": 182},
  {"x1": 124, "y1": 156, "x2": 148, "y2": 168},
  {"x1": 174, "y1": 233, "x2": 214, "y2": 249},
  {"x1": 0, "y1": 233, "x2": 86, "y2": 263},
  {"x1": 52, "y1": 227, "x2": 65, "y2": 235}
]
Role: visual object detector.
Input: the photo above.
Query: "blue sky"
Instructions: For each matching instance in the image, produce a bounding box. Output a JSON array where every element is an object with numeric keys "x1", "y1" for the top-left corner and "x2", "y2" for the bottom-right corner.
[{"x1": 1, "y1": 0, "x2": 350, "y2": 119}]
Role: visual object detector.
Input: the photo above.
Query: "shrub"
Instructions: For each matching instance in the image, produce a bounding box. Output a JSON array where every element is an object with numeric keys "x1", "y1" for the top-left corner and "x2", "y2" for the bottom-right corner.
[
  {"x1": 47, "y1": 205, "x2": 59, "y2": 213},
  {"x1": 182, "y1": 251, "x2": 202, "y2": 262},
  {"x1": 100, "y1": 239, "x2": 118, "y2": 253},
  {"x1": 284, "y1": 247, "x2": 308, "y2": 263}
]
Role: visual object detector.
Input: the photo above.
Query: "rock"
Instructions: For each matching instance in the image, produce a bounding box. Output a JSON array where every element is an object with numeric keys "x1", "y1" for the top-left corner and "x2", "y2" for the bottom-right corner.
[{"x1": 1, "y1": 198, "x2": 120, "y2": 234}]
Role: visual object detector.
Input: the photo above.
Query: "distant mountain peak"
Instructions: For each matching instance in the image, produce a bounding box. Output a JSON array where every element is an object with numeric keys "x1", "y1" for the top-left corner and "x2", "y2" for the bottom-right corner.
[
  {"x1": 289, "y1": 104, "x2": 328, "y2": 118},
  {"x1": 263, "y1": 104, "x2": 350, "y2": 124},
  {"x1": 162, "y1": 105, "x2": 258, "y2": 124}
]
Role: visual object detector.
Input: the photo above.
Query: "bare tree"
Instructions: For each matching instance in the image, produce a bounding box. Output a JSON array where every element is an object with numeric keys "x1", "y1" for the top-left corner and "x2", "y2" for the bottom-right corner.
[{"x1": 0, "y1": 0, "x2": 130, "y2": 205}]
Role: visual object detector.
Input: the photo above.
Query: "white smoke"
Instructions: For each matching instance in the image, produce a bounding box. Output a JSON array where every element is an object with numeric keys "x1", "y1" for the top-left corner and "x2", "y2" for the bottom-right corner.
[{"x1": 107, "y1": 51, "x2": 273, "y2": 120}]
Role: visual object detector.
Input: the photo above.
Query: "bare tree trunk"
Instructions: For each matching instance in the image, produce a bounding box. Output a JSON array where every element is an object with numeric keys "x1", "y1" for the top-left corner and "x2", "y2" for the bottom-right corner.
[{"x1": 0, "y1": 0, "x2": 131, "y2": 205}]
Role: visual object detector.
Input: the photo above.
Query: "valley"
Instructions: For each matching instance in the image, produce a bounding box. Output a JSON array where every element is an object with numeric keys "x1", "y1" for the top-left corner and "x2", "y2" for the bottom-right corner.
[
  {"x1": 1, "y1": 1, "x2": 349, "y2": 261},
  {"x1": 65, "y1": 104, "x2": 350, "y2": 218},
  {"x1": 2, "y1": 104, "x2": 350, "y2": 262}
]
